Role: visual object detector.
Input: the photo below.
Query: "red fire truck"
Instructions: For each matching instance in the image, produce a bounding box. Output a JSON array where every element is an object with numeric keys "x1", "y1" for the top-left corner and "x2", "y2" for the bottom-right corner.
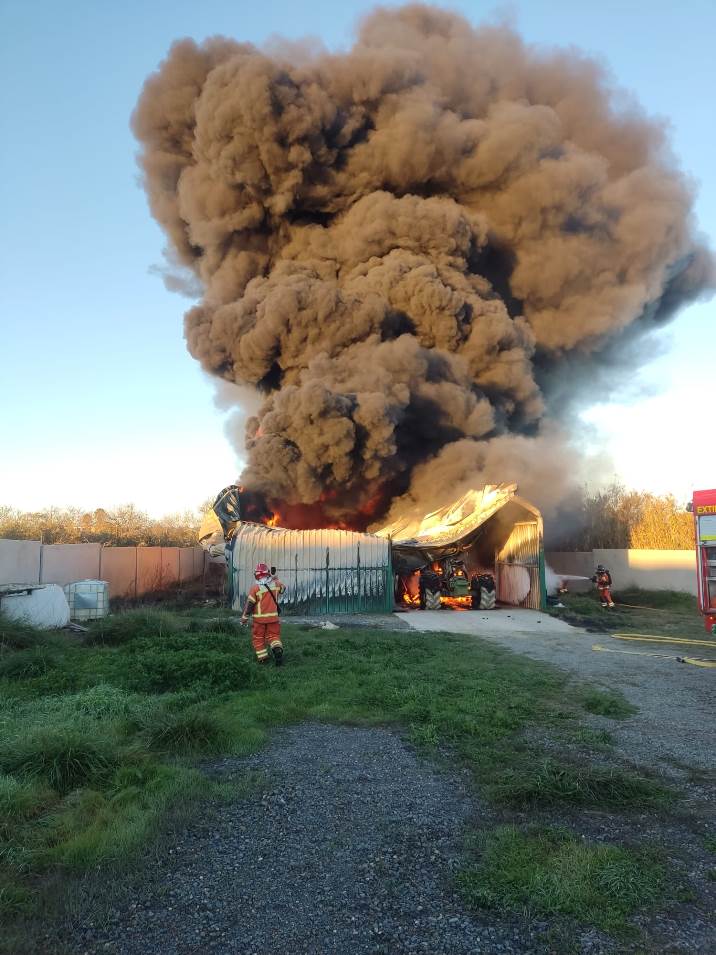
[{"x1": 691, "y1": 489, "x2": 716, "y2": 633}]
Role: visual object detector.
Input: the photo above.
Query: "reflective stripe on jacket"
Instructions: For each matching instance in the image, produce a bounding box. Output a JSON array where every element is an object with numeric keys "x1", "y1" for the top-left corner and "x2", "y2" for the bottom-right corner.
[{"x1": 247, "y1": 579, "x2": 285, "y2": 620}]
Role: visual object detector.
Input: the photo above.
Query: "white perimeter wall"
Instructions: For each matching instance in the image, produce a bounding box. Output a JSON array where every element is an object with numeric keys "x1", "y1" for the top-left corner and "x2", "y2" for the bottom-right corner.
[
  {"x1": 0, "y1": 539, "x2": 42, "y2": 585},
  {"x1": 0, "y1": 540, "x2": 206, "y2": 598},
  {"x1": 41, "y1": 543, "x2": 102, "y2": 586},
  {"x1": 546, "y1": 549, "x2": 697, "y2": 595}
]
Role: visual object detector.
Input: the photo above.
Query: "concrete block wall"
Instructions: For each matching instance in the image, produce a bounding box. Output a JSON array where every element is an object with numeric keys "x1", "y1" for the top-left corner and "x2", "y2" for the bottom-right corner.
[
  {"x1": 594, "y1": 548, "x2": 697, "y2": 596},
  {"x1": 0, "y1": 540, "x2": 206, "y2": 599},
  {"x1": 99, "y1": 548, "x2": 138, "y2": 598},
  {"x1": 0, "y1": 539, "x2": 41, "y2": 585},
  {"x1": 545, "y1": 549, "x2": 697, "y2": 596},
  {"x1": 41, "y1": 543, "x2": 102, "y2": 585}
]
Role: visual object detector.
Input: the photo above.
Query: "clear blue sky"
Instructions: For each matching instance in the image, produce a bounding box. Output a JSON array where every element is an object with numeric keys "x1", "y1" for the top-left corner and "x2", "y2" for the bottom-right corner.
[{"x1": 1, "y1": 0, "x2": 713, "y2": 515}]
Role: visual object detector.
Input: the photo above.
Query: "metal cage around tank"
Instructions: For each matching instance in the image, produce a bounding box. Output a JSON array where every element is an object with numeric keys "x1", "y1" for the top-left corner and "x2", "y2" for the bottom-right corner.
[{"x1": 229, "y1": 522, "x2": 393, "y2": 615}]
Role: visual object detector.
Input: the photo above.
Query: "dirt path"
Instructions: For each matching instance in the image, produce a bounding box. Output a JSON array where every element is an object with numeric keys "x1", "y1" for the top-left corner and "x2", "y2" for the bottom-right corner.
[{"x1": 60, "y1": 725, "x2": 543, "y2": 955}]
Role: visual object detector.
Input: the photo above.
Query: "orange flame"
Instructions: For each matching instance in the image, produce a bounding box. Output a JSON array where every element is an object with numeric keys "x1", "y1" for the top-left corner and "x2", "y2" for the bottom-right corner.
[
  {"x1": 441, "y1": 595, "x2": 472, "y2": 610},
  {"x1": 402, "y1": 592, "x2": 421, "y2": 607}
]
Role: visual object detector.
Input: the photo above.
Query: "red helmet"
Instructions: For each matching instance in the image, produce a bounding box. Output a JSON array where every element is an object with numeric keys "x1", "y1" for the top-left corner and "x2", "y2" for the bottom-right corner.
[{"x1": 254, "y1": 562, "x2": 270, "y2": 579}]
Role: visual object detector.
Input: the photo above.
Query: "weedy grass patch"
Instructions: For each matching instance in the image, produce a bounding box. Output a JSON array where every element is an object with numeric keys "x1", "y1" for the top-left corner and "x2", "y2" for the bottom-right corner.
[
  {"x1": 0, "y1": 727, "x2": 119, "y2": 795},
  {"x1": 549, "y1": 589, "x2": 708, "y2": 640},
  {"x1": 488, "y1": 760, "x2": 669, "y2": 809},
  {"x1": 458, "y1": 824, "x2": 664, "y2": 934},
  {"x1": 0, "y1": 609, "x2": 675, "y2": 945},
  {"x1": 84, "y1": 609, "x2": 188, "y2": 646},
  {"x1": 568, "y1": 727, "x2": 614, "y2": 748},
  {"x1": 580, "y1": 689, "x2": 638, "y2": 720},
  {"x1": 139, "y1": 708, "x2": 234, "y2": 755}
]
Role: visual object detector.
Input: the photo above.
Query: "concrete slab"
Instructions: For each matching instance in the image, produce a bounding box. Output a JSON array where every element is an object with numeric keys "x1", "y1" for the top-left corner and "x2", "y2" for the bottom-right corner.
[{"x1": 400, "y1": 607, "x2": 578, "y2": 637}]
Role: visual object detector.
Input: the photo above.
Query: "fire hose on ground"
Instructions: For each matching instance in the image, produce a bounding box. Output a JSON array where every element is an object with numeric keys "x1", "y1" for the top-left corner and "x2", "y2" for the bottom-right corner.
[{"x1": 592, "y1": 632, "x2": 716, "y2": 668}]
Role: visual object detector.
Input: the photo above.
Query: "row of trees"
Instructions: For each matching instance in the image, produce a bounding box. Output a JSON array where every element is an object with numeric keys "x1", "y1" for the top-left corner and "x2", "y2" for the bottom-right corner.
[
  {"x1": 549, "y1": 484, "x2": 695, "y2": 551},
  {"x1": 0, "y1": 502, "x2": 212, "y2": 547},
  {"x1": 1, "y1": 486, "x2": 695, "y2": 550}
]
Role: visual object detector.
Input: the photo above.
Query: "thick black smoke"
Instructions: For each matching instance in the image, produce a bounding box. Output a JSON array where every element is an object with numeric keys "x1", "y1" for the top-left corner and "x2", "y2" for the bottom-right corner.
[{"x1": 132, "y1": 4, "x2": 712, "y2": 527}]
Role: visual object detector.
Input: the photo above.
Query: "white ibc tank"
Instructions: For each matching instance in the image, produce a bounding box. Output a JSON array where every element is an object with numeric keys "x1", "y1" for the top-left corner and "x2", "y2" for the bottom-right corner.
[{"x1": 63, "y1": 579, "x2": 110, "y2": 621}]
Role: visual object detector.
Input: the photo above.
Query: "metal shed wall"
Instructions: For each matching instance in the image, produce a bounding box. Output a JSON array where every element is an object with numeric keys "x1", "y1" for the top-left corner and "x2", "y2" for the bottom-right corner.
[
  {"x1": 230, "y1": 523, "x2": 393, "y2": 615},
  {"x1": 495, "y1": 519, "x2": 545, "y2": 610}
]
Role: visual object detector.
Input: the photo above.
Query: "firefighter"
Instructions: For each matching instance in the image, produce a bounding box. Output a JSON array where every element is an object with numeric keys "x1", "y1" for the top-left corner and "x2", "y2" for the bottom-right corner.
[
  {"x1": 591, "y1": 564, "x2": 615, "y2": 608},
  {"x1": 241, "y1": 562, "x2": 286, "y2": 665}
]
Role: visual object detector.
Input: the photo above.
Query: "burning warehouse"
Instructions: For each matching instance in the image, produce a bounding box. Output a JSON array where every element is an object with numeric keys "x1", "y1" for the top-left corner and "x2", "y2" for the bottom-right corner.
[
  {"x1": 207, "y1": 484, "x2": 544, "y2": 615},
  {"x1": 383, "y1": 484, "x2": 544, "y2": 612}
]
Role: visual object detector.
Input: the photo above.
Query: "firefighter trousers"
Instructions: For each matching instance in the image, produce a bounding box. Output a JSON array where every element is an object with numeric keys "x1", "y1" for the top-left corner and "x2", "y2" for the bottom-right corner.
[
  {"x1": 599, "y1": 587, "x2": 614, "y2": 606},
  {"x1": 252, "y1": 620, "x2": 282, "y2": 662}
]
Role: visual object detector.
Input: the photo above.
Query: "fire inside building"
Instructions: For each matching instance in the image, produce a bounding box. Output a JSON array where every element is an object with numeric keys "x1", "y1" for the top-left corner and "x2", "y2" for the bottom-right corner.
[{"x1": 200, "y1": 484, "x2": 546, "y2": 615}]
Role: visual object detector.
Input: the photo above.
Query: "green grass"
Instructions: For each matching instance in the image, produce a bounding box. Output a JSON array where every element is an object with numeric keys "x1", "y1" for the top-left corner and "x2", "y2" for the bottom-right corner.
[
  {"x1": 568, "y1": 728, "x2": 614, "y2": 748},
  {"x1": 139, "y1": 708, "x2": 233, "y2": 754},
  {"x1": 458, "y1": 825, "x2": 664, "y2": 934},
  {"x1": 548, "y1": 588, "x2": 709, "y2": 640},
  {"x1": 580, "y1": 689, "x2": 638, "y2": 719},
  {"x1": 0, "y1": 727, "x2": 119, "y2": 795},
  {"x1": 0, "y1": 609, "x2": 676, "y2": 946},
  {"x1": 488, "y1": 760, "x2": 669, "y2": 809}
]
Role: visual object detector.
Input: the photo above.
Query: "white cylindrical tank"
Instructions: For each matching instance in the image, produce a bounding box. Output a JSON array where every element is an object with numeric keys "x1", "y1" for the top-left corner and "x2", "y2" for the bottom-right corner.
[
  {"x1": 63, "y1": 580, "x2": 110, "y2": 621},
  {"x1": 1, "y1": 584, "x2": 70, "y2": 629}
]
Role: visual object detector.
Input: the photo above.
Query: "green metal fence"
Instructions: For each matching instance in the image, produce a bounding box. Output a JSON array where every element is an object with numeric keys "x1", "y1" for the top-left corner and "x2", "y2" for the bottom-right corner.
[{"x1": 230, "y1": 525, "x2": 394, "y2": 615}]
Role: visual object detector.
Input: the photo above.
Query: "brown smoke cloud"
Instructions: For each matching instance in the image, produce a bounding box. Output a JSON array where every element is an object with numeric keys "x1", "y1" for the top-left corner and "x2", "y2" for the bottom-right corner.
[{"x1": 132, "y1": 4, "x2": 713, "y2": 526}]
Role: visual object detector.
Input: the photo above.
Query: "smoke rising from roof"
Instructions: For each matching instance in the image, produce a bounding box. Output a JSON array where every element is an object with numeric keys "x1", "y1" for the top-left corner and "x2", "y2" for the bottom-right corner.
[{"x1": 132, "y1": 4, "x2": 713, "y2": 526}]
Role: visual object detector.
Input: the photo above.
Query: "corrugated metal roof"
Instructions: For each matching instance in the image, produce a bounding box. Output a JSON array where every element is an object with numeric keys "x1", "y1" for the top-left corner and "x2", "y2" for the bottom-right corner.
[{"x1": 375, "y1": 484, "x2": 518, "y2": 548}]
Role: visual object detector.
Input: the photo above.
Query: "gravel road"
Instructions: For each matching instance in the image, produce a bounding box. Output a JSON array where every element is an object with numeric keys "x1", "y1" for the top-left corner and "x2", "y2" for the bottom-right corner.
[
  {"x1": 62, "y1": 724, "x2": 548, "y2": 955},
  {"x1": 402, "y1": 609, "x2": 716, "y2": 776}
]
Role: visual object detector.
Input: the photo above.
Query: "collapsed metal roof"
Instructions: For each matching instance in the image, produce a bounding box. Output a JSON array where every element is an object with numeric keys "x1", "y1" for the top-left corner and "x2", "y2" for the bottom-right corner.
[{"x1": 375, "y1": 483, "x2": 540, "y2": 551}]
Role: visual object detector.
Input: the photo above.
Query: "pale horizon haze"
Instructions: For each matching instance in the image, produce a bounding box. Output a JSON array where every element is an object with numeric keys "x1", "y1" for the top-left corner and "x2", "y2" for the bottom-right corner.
[{"x1": 0, "y1": 0, "x2": 713, "y2": 517}]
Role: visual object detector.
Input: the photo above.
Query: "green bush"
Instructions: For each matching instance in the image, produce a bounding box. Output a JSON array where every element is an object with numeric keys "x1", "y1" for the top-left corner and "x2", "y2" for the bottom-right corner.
[
  {"x1": 458, "y1": 825, "x2": 663, "y2": 934},
  {"x1": 0, "y1": 728, "x2": 119, "y2": 795}
]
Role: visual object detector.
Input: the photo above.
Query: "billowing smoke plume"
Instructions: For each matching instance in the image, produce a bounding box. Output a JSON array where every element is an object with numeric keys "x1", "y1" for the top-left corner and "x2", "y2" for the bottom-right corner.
[{"x1": 132, "y1": 4, "x2": 712, "y2": 527}]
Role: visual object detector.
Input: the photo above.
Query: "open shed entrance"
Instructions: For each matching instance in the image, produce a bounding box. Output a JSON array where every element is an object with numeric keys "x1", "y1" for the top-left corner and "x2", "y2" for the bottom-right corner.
[{"x1": 378, "y1": 484, "x2": 546, "y2": 611}]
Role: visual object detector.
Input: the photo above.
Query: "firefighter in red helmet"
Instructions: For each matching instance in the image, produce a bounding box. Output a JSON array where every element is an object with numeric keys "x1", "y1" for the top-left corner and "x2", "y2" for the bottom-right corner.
[
  {"x1": 241, "y1": 562, "x2": 286, "y2": 665},
  {"x1": 591, "y1": 564, "x2": 615, "y2": 608}
]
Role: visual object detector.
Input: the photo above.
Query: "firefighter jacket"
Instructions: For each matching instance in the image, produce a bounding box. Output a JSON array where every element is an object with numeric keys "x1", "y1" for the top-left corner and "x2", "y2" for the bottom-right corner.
[
  {"x1": 595, "y1": 570, "x2": 612, "y2": 589},
  {"x1": 246, "y1": 577, "x2": 285, "y2": 622}
]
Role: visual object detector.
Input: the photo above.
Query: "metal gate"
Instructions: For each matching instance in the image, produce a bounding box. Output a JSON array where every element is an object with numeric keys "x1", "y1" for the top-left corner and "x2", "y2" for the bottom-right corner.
[{"x1": 230, "y1": 523, "x2": 393, "y2": 615}]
